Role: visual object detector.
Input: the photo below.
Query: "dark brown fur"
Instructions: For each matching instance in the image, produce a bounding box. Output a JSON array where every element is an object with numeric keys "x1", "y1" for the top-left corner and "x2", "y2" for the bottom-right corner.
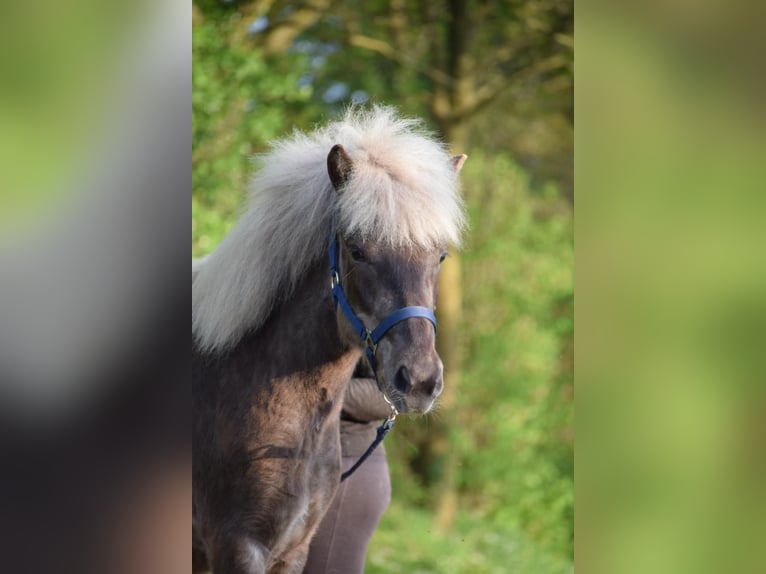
[{"x1": 193, "y1": 261, "x2": 361, "y2": 574}]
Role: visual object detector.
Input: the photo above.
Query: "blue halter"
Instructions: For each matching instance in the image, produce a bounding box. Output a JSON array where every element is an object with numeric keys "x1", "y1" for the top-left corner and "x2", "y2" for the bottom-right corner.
[
  {"x1": 328, "y1": 229, "x2": 437, "y2": 371},
  {"x1": 328, "y1": 228, "x2": 437, "y2": 482}
]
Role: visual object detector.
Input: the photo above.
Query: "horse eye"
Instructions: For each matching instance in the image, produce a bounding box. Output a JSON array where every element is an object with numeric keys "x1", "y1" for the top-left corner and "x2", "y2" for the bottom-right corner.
[
  {"x1": 349, "y1": 246, "x2": 366, "y2": 262},
  {"x1": 439, "y1": 252, "x2": 448, "y2": 264}
]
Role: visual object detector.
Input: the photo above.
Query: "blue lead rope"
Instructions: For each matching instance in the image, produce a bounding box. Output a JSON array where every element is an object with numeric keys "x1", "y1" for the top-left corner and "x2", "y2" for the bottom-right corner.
[
  {"x1": 340, "y1": 413, "x2": 396, "y2": 482},
  {"x1": 329, "y1": 228, "x2": 436, "y2": 482}
]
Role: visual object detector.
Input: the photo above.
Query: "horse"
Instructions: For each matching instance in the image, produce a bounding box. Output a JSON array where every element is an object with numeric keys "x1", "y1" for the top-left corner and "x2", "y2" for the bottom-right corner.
[{"x1": 192, "y1": 106, "x2": 467, "y2": 573}]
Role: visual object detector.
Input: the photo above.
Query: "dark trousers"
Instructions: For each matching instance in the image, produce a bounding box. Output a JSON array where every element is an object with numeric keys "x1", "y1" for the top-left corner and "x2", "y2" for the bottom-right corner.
[{"x1": 303, "y1": 454, "x2": 391, "y2": 574}]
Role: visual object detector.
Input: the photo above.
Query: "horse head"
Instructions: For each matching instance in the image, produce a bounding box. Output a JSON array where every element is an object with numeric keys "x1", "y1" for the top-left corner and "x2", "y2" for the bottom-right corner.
[{"x1": 327, "y1": 144, "x2": 466, "y2": 414}]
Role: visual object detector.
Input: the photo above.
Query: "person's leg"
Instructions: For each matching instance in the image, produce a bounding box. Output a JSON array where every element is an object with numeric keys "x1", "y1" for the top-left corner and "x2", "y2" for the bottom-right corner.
[{"x1": 303, "y1": 454, "x2": 391, "y2": 574}]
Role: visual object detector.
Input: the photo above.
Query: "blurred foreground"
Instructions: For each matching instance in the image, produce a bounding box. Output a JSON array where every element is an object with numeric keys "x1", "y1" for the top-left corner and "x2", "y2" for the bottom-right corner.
[
  {"x1": 0, "y1": 1, "x2": 190, "y2": 573},
  {"x1": 577, "y1": 2, "x2": 766, "y2": 573}
]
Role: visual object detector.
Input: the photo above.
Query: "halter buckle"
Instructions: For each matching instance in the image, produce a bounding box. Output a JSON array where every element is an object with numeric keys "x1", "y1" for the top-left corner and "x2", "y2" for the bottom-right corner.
[
  {"x1": 330, "y1": 270, "x2": 340, "y2": 290},
  {"x1": 364, "y1": 330, "x2": 378, "y2": 354}
]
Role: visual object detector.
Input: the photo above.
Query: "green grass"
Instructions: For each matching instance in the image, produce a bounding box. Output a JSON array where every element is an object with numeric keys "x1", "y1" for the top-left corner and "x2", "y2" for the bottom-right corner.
[{"x1": 367, "y1": 501, "x2": 573, "y2": 574}]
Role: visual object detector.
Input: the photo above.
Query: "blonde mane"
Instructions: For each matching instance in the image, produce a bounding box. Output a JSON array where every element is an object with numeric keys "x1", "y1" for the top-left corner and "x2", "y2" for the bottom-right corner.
[{"x1": 192, "y1": 106, "x2": 466, "y2": 352}]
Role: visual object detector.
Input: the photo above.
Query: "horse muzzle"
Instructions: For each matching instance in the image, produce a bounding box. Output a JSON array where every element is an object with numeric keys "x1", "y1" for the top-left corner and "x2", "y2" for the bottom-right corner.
[{"x1": 379, "y1": 344, "x2": 443, "y2": 414}]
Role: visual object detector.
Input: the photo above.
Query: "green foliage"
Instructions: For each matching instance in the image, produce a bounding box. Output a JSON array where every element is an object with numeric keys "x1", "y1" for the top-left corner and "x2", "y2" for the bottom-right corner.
[
  {"x1": 459, "y1": 151, "x2": 573, "y2": 557},
  {"x1": 192, "y1": 3, "x2": 323, "y2": 256}
]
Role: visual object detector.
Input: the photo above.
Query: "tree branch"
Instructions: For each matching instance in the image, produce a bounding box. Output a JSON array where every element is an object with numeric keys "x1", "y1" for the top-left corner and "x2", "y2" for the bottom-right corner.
[
  {"x1": 348, "y1": 33, "x2": 453, "y2": 87},
  {"x1": 261, "y1": 0, "x2": 331, "y2": 53}
]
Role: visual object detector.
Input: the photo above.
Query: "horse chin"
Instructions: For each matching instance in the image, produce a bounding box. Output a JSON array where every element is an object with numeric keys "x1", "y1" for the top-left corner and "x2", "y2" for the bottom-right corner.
[
  {"x1": 378, "y1": 379, "x2": 439, "y2": 414},
  {"x1": 403, "y1": 395, "x2": 437, "y2": 415},
  {"x1": 385, "y1": 391, "x2": 409, "y2": 414}
]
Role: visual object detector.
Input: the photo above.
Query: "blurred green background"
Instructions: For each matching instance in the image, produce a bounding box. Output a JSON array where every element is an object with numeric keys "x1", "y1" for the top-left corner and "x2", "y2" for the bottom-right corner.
[{"x1": 192, "y1": 1, "x2": 573, "y2": 572}]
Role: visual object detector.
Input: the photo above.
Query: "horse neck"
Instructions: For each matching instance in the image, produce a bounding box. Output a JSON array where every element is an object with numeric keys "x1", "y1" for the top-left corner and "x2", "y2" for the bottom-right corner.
[{"x1": 237, "y1": 259, "x2": 360, "y2": 377}]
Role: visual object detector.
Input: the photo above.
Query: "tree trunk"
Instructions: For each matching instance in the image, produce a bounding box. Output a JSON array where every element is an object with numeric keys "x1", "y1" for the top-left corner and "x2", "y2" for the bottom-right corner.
[
  {"x1": 433, "y1": 247, "x2": 462, "y2": 530},
  {"x1": 430, "y1": 0, "x2": 471, "y2": 531}
]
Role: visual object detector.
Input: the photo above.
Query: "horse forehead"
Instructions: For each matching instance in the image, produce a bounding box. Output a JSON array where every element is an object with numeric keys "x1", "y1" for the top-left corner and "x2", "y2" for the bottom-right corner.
[
  {"x1": 362, "y1": 246, "x2": 426, "y2": 267},
  {"x1": 372, "y1": 250, "x2": 438, "y2": 289},
  {"x1": 361, "y1": 239, "x2": 440, "y2": 260}
]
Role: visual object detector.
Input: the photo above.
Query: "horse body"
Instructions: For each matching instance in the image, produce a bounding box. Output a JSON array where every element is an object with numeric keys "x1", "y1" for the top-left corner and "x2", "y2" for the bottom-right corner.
[
  {"x1": 193, "y1": 106, "x2": 466, "y2": 573},
  {"x1": 193, "y1": 262, "x2": 361, "y2": 573}
]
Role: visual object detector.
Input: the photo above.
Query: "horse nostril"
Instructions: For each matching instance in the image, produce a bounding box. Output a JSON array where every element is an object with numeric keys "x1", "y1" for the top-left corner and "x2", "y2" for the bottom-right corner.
[
  {"x1": 420, "y1": 375, "x2": 440, "y2": 398},
  {"x1": 394, "y1": 366, "x2": 412, "y2": 395}
]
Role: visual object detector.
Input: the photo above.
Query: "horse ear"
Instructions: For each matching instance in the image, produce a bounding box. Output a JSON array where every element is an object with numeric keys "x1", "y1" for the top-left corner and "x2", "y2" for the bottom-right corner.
[
  {"x1": 327, "y1": 144, "x2": 354, "y2": 191},
  {"x1": 451, "y1": 154, "x2": 467, "y2": 173}
]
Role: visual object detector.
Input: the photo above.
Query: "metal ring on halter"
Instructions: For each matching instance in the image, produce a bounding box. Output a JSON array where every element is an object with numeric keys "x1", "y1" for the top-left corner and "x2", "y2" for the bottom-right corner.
[{"x1": 380, "y1": 392, "x2": 399, "y2": 420}]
